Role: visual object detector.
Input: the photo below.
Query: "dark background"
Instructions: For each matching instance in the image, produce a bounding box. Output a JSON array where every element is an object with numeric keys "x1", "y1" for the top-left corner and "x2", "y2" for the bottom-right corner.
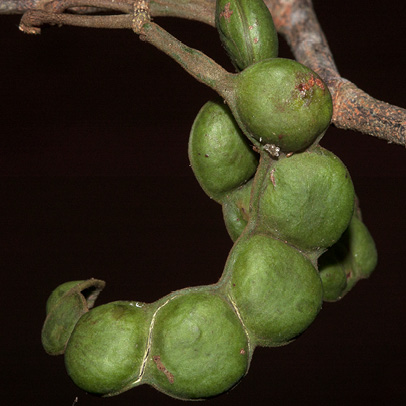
[{"x1": 1, "y1": 1, "x2": 405, "y2": 405}]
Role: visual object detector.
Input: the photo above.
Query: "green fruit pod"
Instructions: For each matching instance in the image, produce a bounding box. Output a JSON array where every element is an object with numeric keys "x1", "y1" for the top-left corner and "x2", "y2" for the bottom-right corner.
[
  {"x1": 318, "y1": 211, "x2": 377, "y2": 300},
  {"x1": 144, "y1": 290, "x2": 250, "y2": 400},
  {"x1": 216, "y1": 0, "x2": 278, "y2": 71},
  {"x1": 258, "y1": 146, "x2": 355, "y2": 252},
  {"x1": 348, "y1": 216, "x2": 377, "y2": 278},
  {"x1": 189, "y1": 99, "x2": 258, "y2": 202},
  {"x1": 41, "y1": 279, "x2": 105, "y2": 355},
  {"x1": 64, "y1": 301, "x2": 152, "y2": 396},
  {"x1": 318, "y1": 244, "x2": 348, "y2": 302},
  {"x1": 231, "y1": 58, "x2": 333, "y2": 152},
  {"x1": 224, "y1": 233, "x2": 323, "y2": 347},
  {"x1": 222, "y1": 179, "x2": 253, "y2": 241},
  {"x1": 341, "y1": 215, "x2": 378, "y2": 295}
]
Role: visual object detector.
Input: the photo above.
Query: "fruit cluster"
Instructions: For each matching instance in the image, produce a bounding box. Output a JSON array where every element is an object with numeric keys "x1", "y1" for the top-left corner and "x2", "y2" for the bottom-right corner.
[{"x1": 42, "y1": 0, "x2": 377, "y2": 401}]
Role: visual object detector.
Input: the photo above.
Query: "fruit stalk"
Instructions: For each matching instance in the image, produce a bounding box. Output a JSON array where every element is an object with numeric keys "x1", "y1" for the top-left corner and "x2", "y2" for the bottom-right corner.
[{"x1": 137, "y1": 21, "x2": 235, "y2": 100}]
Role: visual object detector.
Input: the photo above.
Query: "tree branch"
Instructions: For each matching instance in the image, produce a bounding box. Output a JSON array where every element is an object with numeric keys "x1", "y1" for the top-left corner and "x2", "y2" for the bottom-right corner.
[
  {"x1": 0, "y1": 0, "x2": 109, "y2": 14},
  {"x1": 3, "y1": 0, "x2": 406, "y2": 147},
  {"x1": 136, "y1": 21, "x2": 233, "y2": 98},
  {"x1": 264, "y1": 0, "x2": 406, "y2": 146},
  {"x1": 333, "y1": 81, "x2": 406, "y2": 145}
]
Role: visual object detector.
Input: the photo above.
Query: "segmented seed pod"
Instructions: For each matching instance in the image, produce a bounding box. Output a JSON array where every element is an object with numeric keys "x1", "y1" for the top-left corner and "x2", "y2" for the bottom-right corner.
[
  {"x1": 216, "y1": 0, "x2": 278, "y2": 71},
  {"x1": 258, "y1": 146, "x2": 355, "y2": 252},
  {"x1": 144, "y1": 289, "x2": 250, "y2": 400},
  {"x1": 339, "y1": 214, "x2": 377, "y2": 295},
  {"x1": 222, "y1": 179, "x2": 253, "y2": 241},
  {"x1": 39, "y1": 0, "x2": 378, "y2": 397},
  {"x1": 223, "y1": 232, "x2": 323, "y2": 347},
  {"x1": 346, "y1": 216, "x2": 377, "y2": 280},
  {"x1": 229, "y1": 58, "x2": 333, "y2": 152},
  {"x1": 188, "y1": 99, "x2": 258, "y2": 202},
  {"x1": 42, "y1": 279, "x2": 105, "y2": 355},
  {"x1": 64, "y1": 300, "x2": 152, "y2": 396},
  {"x1": 318, "y1": 244, "x2": 348, "y2": 302},
  {"x1": 318, "y1": 210, "x2": 377, "y2": 301}
]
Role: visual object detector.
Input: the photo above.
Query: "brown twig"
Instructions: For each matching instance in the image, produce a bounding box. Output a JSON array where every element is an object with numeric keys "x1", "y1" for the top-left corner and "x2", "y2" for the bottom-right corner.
[
  {"x1": 133, "y1": 15, "x2": 232, "y2": 99},
  {"x1": 3, "y1": 0, "x2": 406, "y2": 147},
  {"x1": 19, "y1": 10, "x2": 132, "y2": 33},
  {"x1": 0, "y1": 0, "x2": 114, "y2": 14}
]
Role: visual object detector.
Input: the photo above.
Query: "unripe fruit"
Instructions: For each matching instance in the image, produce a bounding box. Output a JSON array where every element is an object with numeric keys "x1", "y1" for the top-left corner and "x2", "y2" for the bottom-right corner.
[
  {"x1": 347, "y1": 216, "x2": 377, "y2": 278},
  {"x1": 39, "y1": 0, "x2": 379, "y2": 398},
  {"x1": 42, "y1": 279, "x2": 105, "y2": 355},
  {"x1": 318, "y1": 245, "x2": 348, "y2": 302},
  {"x1": 318, "y1": 212, "x2": 377, "y2": 300},
  {"x1": 341, "y1": 215, "x2": 377, "y2": 294},
  {"x1": 216, "y1": 0, "x2": 278, "y2": 71},
  {"x1": 225, "y1": 233, "x2": 323, "y2": 346},
  {"x1": 45, "y1": 280, "x2": 85, "y2": 314},
  {"x1": 189, "y1": 99, "x2": 258, "y2": 201},
  {"x1": 232, "y1": 58, "x2": 333, "y2": 152},
  {"x1": 145, "y1": 290, "x2": 249, "y2": 400},
  {"x1": 258, "y1": 146, "x2": 354, "y2": 251},
  {"x1": 64, "y1": 301, "x2": 151, "y2": 396},
  {"x1": 222, "y1": 179, "x2": 253, "y2": 240}
]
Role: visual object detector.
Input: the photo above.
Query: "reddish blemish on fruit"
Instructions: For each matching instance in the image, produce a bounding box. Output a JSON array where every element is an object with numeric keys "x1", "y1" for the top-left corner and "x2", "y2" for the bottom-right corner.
[
  {"x1": 296, "y1": 75, "x2": 325, "y2": 94},
  {"x1": 219, "y1": 3, "x2": 233, "y2": 21},
  {"x1": 153, "y1": 355, "x2": 175, "y2": 384},
  {"x1": 315, "y1": 78, "x2": 325, "y2": 89},
  {"x1": 270, "y1": 169, "x2": 276, "y2": 187}
]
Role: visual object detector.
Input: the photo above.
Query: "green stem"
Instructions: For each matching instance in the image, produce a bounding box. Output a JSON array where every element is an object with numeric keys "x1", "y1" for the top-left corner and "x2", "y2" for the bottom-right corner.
[
  {"x1": 136, "y1": 21, "x2": 267, "y2": 151},
  {"x1": 150, "y1": 0, "x2": 215, "y2": 26},
  {"x1": 139, "y1": 21, "x2": 234, "y2": 100}
]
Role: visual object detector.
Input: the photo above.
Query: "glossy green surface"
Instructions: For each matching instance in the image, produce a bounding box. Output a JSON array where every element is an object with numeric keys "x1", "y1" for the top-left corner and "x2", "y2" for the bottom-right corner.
[{"x1": 216, "y1": 0, "x2": 278, "y2": 70}]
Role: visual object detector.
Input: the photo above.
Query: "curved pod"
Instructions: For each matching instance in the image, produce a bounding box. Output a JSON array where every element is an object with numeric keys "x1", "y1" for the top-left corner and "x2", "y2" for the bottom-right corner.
[
  {"x1": 64, "y1": 301, "x2": 151, "y2": 396},
  {"x1": 232, "y1": 58, "x2": 333, "y2": 152},
  {"x1": 145, "y1": 290, "x2": 250, "y2": 400},
  {"x1": 258, "y1": 146, "x2": 355, "y2": 252},
  {"x1": 189, "y1": 99, "x2": 258, "y2": 202},
  {"x1": 216, "y1": 0, "x2": 278, "y2": 71},
  {"x1": 224, "y1": 233, "x2": 323, "y2": 347}
]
